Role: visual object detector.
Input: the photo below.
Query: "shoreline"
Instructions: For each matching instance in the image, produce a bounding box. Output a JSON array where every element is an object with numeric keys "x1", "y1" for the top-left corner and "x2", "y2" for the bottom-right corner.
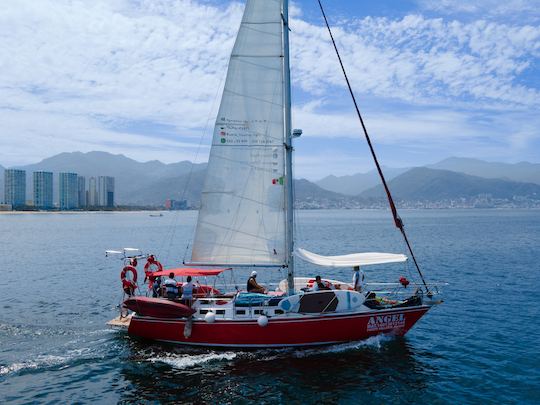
[
  {"x1": 1, "y1": 207, "x2": 539, "y2": 215},
  {"x1": 0, "y1": 209, "x2": 178, "y2": 214}
]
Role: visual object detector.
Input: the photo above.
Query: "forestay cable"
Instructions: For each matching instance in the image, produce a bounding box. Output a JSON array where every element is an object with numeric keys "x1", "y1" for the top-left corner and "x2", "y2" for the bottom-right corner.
[{"x1": 317, "y1": 0, "x2": 432, "y2": 296}]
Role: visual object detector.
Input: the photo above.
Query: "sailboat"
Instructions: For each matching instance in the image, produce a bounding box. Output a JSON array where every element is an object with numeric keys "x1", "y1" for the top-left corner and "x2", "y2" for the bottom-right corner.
[{"x1": 109, "y1": 0, "x2": 442, "y2": 347}]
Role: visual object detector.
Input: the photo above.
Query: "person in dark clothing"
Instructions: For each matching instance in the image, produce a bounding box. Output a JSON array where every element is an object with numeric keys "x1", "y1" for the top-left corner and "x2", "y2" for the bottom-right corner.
[
  {"x1": 247, "y1": 271, "x2": 266, "y2": 293},
  {"x1": 311, "y1": 275, "x2": 330, "y2": 291},
  {"x1": 152, "y1": 275, "x2": 162, "y2": 298}
]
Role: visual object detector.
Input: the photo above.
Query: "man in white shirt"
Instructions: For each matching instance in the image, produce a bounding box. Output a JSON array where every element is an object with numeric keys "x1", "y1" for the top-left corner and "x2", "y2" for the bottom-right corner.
[
  {"x1": 352, "y1": 266, "x2": 365, "y2": 292},
  {"x1": 164, "y1": 272, "x2": 179, "y2": 300},
  {"x1": 181, "y1": 275, "x2": 195, "y2": 306}
]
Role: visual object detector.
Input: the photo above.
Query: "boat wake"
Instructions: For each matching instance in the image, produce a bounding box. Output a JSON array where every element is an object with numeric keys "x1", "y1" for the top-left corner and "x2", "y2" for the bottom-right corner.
[
  {"x1": 0, "y1": 322, "x2": 74, "y2": 338},
  {"x1": 149, "y1": 352, "x2": 237, "y2": 369},
  {"x1": 254, "y1": 334, "x2": 396, "y2": 361},
  {"x1": 0, "y1": 329, "x2": 116, "y2": 378},
  {"x1": 146, "y1": 335, "x2": 394, "y2": 370},
  {"x1": 0, "y1": 354, "x2": 69, "y2": 376},
  {"x1": 291, "y1": 334, "x2": 394, "y2": 358}
]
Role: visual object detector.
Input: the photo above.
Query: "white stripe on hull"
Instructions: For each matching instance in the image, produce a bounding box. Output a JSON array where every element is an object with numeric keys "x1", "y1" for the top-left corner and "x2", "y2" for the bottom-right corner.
[{"x1": 132, "y1": 304, "x2": 430, "y2": 325}]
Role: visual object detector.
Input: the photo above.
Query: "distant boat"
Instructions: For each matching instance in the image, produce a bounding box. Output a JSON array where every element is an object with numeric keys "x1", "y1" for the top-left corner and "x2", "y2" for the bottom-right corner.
[
  {"x1": 109, "y1": 0, "x2": 443, "y2": 348},
  {"x1": 149, "y1": 213, "x2": 163, "y2": 217}
]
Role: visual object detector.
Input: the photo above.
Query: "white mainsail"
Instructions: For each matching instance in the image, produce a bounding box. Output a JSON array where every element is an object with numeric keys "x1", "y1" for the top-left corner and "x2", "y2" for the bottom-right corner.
[{"x1": 191, "y1": 0, "x2": 287, "y2": 266}]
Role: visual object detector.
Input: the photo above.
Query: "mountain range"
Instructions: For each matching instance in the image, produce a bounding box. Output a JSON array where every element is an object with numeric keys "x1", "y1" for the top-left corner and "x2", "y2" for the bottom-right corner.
[
  {"x1": 360, "y1": 167, "x2": 540, "y2": 201},
  {"x1": 1, "y1": 152, "x2": 539, "y2": 207},
  {"x1": 427, "y1": 157, "x2": 540, "y2": 184},
  {"x1": 315, "y1": 157, "x2": 540, "y2": 195},
  {"x1": 315, "y1": 167, "x2": 409, "y2": 196}
]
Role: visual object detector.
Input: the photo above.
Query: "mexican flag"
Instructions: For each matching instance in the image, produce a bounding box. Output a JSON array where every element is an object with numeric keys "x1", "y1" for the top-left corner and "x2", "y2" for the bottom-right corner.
[{"x1": 272, "y1": 176, "x2": 284, "y2": 185}]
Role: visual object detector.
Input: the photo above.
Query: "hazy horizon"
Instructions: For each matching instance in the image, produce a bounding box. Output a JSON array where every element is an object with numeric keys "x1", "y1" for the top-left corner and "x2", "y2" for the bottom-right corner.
[{"x1": 2, "y1": 150, "x2": 540, "y2": 182}]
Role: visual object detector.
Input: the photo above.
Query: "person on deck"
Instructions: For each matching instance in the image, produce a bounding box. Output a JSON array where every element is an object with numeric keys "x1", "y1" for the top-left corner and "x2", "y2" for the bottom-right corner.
[
  {"x1": 151, "y1": 275, "x2": 162, "y2": 298},
  {"x1": 181, "y1": 275, "x2": 195, "y2": 306},
  {"x1": 311, "y1": 275, "x2": 329, "y2": 292},
  {"x1": 352, "y1": 266, "x2": 365, "y2": 292},
  {"x1": 247, "y1": 271, "x2": 266, "y2": 294},
  {"x1": 164, "y1": 272, "x2": 179, "y2": 300}
]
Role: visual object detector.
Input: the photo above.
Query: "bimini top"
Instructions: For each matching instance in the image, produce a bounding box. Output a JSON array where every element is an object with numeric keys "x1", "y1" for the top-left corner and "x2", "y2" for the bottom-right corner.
[
  {"x1": 153, "y1": 268, "x2": 230, "y2": 277},
  {"x1": 295, "y1": 248, "x2": 407, "y2": 267}
]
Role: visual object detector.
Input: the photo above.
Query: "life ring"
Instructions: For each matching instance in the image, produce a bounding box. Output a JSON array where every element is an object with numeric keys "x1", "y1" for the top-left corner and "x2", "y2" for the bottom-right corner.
[
  {"x1": 121, "y1": 265, "x2": 138, "y2": 292},
  {"x1": 144, "y1": 256, "x2": 163, "y2": 275},
  {"x1": 144, "y1": 256, "x2": 163, "y2": 290}
]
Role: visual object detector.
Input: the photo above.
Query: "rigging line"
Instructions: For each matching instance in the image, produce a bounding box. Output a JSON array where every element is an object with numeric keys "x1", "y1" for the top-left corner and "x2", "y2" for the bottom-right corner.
[
  {"x1": 317, "y1": 0, "x2": 432, "y2": 297},
  {"x1": 237, "y1": 26, "x2": 281, "y2": 39},
  {"x1": 230, "y1": 57, "x2": 283, "y2": 72},
  {"x1": 242, "y1": 21, "x2": 282, "y2": 25},
  {"x1": 212, "y1": 142, "x2": 284, "y2": 148},
  {"x1": 231, "y1": 54, "x2": 282, "y2": 58},
  {"x1": 223, "y1": 88, "x2": 283, "y2": 106},
  {"x1": 209, "y1": 153, "x2": 284, "y2": 171}
]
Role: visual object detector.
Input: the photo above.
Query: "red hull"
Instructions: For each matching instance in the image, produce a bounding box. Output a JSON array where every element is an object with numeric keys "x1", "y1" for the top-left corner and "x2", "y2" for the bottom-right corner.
[{"x1": 127, "y1": 306, "x2": 430, "y2": 347}]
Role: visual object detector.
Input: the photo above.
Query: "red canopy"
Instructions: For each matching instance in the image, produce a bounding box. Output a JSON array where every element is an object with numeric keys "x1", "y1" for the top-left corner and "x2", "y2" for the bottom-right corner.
[{"x1": 152, "y1": 268, "x2": 229, "y2": 277}]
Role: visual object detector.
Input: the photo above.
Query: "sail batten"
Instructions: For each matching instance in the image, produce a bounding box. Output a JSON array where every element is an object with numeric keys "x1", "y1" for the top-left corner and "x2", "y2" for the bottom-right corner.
[
  {"x1": 191, "y1": 0, "x2": 287, "y2": 267},
  {"x1": 221, "y1": 90, "x2": 282, "y2": 105}
]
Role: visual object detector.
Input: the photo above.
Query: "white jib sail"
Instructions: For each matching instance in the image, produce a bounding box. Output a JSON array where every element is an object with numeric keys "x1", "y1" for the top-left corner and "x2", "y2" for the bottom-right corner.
[{"x1": 191, "y1": 0, "x2": 287, "y2": 266}]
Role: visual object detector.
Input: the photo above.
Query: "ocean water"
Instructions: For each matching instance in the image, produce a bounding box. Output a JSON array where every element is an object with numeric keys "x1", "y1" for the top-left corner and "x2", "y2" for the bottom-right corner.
[{"x1": 0, "y1": 209, "x2": 539, "y2": 404}]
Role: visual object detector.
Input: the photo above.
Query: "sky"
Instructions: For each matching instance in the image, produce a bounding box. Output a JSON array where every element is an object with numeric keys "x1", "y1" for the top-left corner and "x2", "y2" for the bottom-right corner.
[{"x1": 0, "y1": 0, "x2": 539, "y2": 179}]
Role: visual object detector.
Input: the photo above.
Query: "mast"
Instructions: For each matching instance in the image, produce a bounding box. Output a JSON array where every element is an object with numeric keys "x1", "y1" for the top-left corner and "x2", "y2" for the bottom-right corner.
[{"x1": 283, "y1": 0, "x2": 295, "y2": 295}]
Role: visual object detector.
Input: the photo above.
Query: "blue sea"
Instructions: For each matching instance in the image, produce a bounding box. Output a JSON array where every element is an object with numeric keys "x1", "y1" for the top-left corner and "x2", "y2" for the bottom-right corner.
[{"x1": 0, "y1": 209, "x2": 539, "y2": 403}]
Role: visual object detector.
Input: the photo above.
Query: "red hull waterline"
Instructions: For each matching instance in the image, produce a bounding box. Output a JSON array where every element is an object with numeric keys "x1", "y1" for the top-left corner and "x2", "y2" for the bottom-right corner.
[{"x1": 127, "y1": 306, "x2": 431, "y2": 348}]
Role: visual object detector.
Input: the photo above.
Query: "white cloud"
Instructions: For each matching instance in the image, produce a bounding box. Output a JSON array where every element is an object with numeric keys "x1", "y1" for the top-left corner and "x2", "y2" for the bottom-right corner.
[
  {"x1": 290, "y1": 14, "x2": 540, "y2": 107},
  {"x1": 294, "y1": 99, "x2": 540, "y2": 144},
  {"x1": 417, "y1": 0, "x2": 540, "y2": 23},
  {"x1": 0, "y1": 0, "x2": 243, "y2": 122},
  {"x1": 0, "y1": 0, "x2": 538, "y2": 172},
  {"x1": 291, "y1": 98, "x2": 540, "y2": 178},
  {"x1": 0, "y1": 108, "x2": 211, "y2": 167},
  {"x1": 0, "y1": 0, "x2": 243, "y2": 166}
]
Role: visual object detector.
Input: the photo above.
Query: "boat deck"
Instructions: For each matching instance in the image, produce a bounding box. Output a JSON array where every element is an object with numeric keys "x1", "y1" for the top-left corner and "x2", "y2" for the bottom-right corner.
[{"x1": 107, "y1": 313, "x2": 133, "y2": 328}]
